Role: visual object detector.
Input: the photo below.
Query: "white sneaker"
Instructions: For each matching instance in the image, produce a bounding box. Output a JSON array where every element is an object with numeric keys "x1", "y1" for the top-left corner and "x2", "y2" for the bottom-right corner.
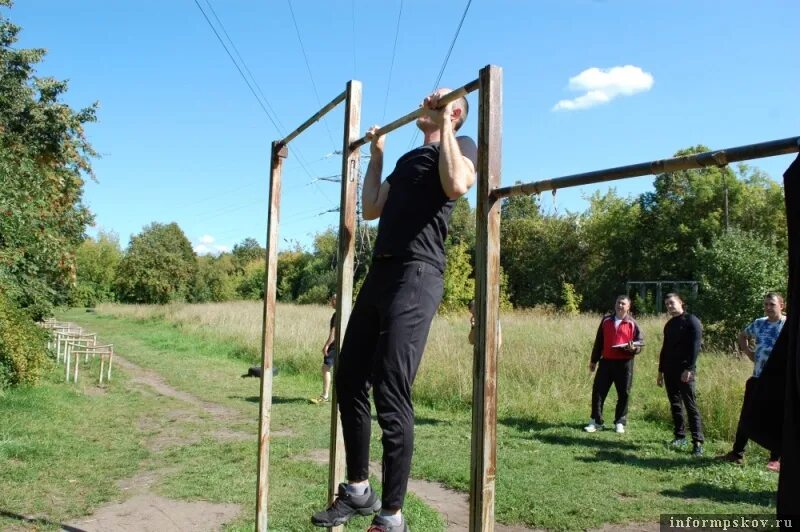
[
  {"x1": 584, "y1": 421, "x2": 602, "y2": 433},
  {"x1": 615, "y1": 423, "x2": 625, "y2": 434}
]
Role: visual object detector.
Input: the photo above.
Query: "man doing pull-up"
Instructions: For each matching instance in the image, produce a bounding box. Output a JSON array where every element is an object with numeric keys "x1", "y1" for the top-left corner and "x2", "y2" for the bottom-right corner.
[{"x1": 311, "y1": 88, "x2": 477, "y2": 532}]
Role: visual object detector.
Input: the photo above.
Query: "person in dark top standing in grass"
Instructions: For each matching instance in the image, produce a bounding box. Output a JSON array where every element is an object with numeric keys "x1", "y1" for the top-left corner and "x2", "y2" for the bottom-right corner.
[
  {"x1": 310, "y1": 88, "x2": 477, "y2": 532},
  {"x1": 657, "y1": 292, "x2": 705, "y2": 457},
  {"x1": 585, "y1": 295, "x2": 644, "y2": 434},
  {"x1": 312, "y1": 294, "x2": 337, "y2": 404}
]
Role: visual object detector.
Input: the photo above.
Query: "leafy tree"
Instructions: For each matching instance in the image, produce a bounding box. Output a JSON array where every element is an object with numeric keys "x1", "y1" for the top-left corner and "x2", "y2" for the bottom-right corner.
[
  {"x1": 192, "y1": 254, "x2": 238, "y2": 303},
  {"x1": 113, "y1": 223, "x2": 197, "y2": 304},
  {"x1": 231, "y1": 237, "x2": 265, "y2": 272},
  {"x1": 72, "y1": 230, "x2": 122, "y2": 306},
  {"x1": 500, "y1": 214, "x2": 586, "y2": 308},
  {"x1": 0, "y1": 291, "x2": 49, "y2": 390},
  {"x1": 237, "y1": 259, "x2": 266, "y2": 300},
  {"x1": 447, "y1": 197, "x2": 475, "y2": 250},
  {"x1": 441, "y1": 241, "x2": 474, "y2": 313},
  {"x1": 579, "y1": 190, "x2": 641, "y2": 309},
  {"x1": 695, "y1": 230, "x2": 787, "y2": 347},
  {"x1": 0, "y1": 2, "x2": 96, "y2": 317}
]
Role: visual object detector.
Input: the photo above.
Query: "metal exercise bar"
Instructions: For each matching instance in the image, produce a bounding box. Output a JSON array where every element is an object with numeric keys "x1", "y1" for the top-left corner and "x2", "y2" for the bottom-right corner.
[
  {"x1": 279, "y1": 90, "x2": 346, "y2": 147},
  {"x1": 349, "y1": 78, "x2": 480, "y2": 151},
  {"x1": 492, "y1": 136, "x2": 800, "y2": 199}
]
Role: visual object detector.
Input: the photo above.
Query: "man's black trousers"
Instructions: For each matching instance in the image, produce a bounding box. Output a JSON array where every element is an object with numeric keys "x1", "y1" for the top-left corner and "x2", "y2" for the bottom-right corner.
[
  {"x1": 335, "y1": 258, "x2": 443, "y2": 511},
  {"x1": 663, "y1": 371, "x2": 705, "y2": 443},
  {"x1": 591, "y1": 358, "x2": 634, "y2": 426},
  {"x1": 731, "y1": 376, "x2": 780, "y2": 460}
]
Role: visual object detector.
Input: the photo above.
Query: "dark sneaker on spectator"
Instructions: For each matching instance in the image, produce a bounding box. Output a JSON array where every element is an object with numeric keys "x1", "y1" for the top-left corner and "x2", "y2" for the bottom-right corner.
[
  {"x1": 311, "y1": 483, "x2": 381, "y2": 527},
  {"x1": 368, "y1": 514, "x2": 409, "y2": 532},
  {"x1": 670, "y1": 438, "x2": 687, "y2": 448},
  {"x1": 692, "y1": 443, "x2": 704, "y2": 457},
  {"x1": 718, "y1": 451, "x2": 744, "y2": 465}
]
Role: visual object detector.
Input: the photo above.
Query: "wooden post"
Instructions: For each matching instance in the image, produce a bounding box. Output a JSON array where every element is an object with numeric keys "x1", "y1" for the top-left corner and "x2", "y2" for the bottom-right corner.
[
  {"x1": 327, "y1": 80, "x2": 361, "y2": 524},
  {"x1": 470, "y1": 64, "x2": 502, "y2": 532},
  {"x1": 255, "y1": 141, "x2": 287, "y2": 532}
]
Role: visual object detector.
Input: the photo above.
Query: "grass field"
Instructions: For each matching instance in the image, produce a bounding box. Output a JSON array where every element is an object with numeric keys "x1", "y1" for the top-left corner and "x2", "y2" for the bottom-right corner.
[{"x1": 0, "y1": 303, "x2": 780, "y2": 531}]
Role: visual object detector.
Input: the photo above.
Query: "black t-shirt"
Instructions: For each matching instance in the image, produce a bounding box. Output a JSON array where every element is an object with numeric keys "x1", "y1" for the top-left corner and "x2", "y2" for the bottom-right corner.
[
  {"x1": 372, "y1": 142, "x2": 454, "y2": 273},
  {"x1": 658, "y1": 313, "x2": 703, "y2": 374}
]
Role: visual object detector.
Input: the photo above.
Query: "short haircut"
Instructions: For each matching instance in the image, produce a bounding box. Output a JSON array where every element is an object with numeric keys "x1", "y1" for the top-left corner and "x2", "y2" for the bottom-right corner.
[
  {"x1": 616, "y1": 295, "x2": 630, "y2": 303},
  {"x1": 454, "y1": 96, "x2": 468, "y2": 131},
  {"x1": 765, "y1": 292, "x2": 784, "y2": 305},
  {"x1": 664, "y1": 292, "x2": 683, "y2": 304}
]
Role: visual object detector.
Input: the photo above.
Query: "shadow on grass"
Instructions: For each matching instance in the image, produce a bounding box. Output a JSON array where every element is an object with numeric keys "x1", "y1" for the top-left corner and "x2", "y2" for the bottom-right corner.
[
  {"x1": 661, "y1": 482, "x2": 775, "y2": 506},
  {"x1": 575, "y1": 449, "x2": 712, "y2": 470},
  {"x1": 229, "y1": 395, "x2": 309, "y2": 405},
  {"x1": 499, "y1": 416, "x2": 562, "y2": 433},
  {"x1": 0, "y1": 510, "x2": 86, "y2": 532},
  {"x1": 534, "y1": 432, "x2": 641, "y2": 451},
  {"x1": 415, "y1": 416, "x2": 447, "y2": 426}
]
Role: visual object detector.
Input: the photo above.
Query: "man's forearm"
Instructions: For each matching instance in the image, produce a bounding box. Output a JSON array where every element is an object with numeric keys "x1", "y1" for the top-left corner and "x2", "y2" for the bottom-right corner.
[
  {"x1": 438, "y1": 122, "x2": 471, "y2": 199},
  {"x1": 361, "y1": 153, "x2": 383, "y2": 219}
]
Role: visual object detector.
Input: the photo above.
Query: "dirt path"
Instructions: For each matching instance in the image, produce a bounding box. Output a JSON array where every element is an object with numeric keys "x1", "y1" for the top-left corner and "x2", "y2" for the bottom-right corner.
[
  {"x1": 62, "y1": 353, "x2": 655, "y2": 532},
  {"x1": 62, "y1": 355, "x2": 244, "y2": 532}
]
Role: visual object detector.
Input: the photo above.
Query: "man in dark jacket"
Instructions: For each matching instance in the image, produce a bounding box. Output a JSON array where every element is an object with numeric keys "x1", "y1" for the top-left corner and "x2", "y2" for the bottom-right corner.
[
  {"x1": 657, "y1": 292, "x2": 705, "y2": 456},
  {"x1": 585, "y1": 295, "x2": 644, "y2": 434}
]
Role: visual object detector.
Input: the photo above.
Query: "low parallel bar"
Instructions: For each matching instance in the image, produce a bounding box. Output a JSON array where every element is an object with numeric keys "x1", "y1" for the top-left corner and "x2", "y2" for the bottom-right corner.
[
  {"x1": 349, "y1": 78, "x2": 480, "y2": 151},
  {"x1": 279, "y1": 90, "x2": 346, "y2": 147},
  {"x1": 493, "y1": 136, "x2": 800, "y2": 199}
]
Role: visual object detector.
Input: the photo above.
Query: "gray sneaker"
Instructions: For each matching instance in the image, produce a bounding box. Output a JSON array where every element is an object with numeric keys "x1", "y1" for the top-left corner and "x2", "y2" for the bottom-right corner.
[
  {"x1": 368, "y1": 514, "x2": 409, "y2": 531},
  {"x1": 311, "y1": 483, "x2": 381, "y2": 527}
]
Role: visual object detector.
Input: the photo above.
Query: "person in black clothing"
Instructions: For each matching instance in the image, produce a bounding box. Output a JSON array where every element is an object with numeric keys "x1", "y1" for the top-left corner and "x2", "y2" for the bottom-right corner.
[
  {"x1": 657, "y1": 292, "x2": 705, "y2": 456},
  {"x1": 311, "y1": 88, "x2": 477, "y2": 532},
  {"x1": 312, "y1": 294, "x2": 337, "y2": 404}
]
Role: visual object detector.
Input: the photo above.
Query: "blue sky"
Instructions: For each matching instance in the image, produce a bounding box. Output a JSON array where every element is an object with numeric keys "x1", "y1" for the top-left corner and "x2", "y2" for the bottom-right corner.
[{"x1": 10, "y1": 1, "x2": 799, "y2": 254}]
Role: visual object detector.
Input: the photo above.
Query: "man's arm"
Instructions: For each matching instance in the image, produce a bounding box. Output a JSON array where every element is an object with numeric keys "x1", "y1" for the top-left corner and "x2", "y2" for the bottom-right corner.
[
  {"x1": 685, "y1": 316, "x2": 703, "y2": 372},
  {"x1": 322, "y1": 326, "x2": 336, "y2": 356},
  {"x1": 590, "y1": 319, "x2": 604, "y2": 370},
  {"x1": 737, "y1": 330, "x2": 755, "y2": 362},
  {"x1": 361, "y1": 126, "x2": 391, "y2": 220},
  {"x1": 439, "y1": 129, "x2": 477, "y2": 199}
]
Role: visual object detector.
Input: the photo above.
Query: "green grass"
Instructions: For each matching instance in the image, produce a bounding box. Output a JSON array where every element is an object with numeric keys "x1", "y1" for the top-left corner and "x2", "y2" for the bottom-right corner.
[{"x1": 0, "y1": 305, "x2": 779, "y2": 530}]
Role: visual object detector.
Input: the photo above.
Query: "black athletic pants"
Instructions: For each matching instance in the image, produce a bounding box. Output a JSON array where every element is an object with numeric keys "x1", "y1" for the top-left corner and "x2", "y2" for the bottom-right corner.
[
  {"x1": 663, "y1": 371, "x2": 705, "y2": 443},
  {"x1": 591, "y1": 358, "x2": 634, "y2": 426},
  {"x1": 731, "y1": 377, "x2": 780, "y2": 460},
  {"x1": 335, "y1": 258, "x2": 443, "y2": 511}
]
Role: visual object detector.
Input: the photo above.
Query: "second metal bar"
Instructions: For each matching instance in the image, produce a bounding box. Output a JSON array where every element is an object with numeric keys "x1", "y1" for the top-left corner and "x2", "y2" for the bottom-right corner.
[{"x1": 493, "y1": 136, "x2": 800, "y2": 199}]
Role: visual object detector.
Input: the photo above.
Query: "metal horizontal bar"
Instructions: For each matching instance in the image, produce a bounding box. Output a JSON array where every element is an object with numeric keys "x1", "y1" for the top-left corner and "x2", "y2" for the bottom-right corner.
[
  {"x1": 349, "y1": 78, "x2": 480, "y2": 151},
  {"x1": 279, "y1": 90, "x2": 347, "y2": 147},
  {"x1": 492, "y1": 136, "x2": 800, "y2": 200}
]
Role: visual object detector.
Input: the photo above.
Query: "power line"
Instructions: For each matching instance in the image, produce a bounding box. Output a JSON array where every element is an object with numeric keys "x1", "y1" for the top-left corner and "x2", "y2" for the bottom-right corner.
[
  {"x1": 286, "y1": 0, "x2": 338, "y2": 149},
  {"x1": 381, "y1": 0, "x2": 404, "y2": 123},
  {"x1": 408, "y1": 0, "x2": 473, "y2": 149},
  {"x1": 202, "y1": 0, "x2": 287, "y2": 136},
  {"x1": 193, "y1": 0, "x2": 319, "y2": 182},
  {"x1": 193, "y1": 0, "x2": 282, "y2": 135}
]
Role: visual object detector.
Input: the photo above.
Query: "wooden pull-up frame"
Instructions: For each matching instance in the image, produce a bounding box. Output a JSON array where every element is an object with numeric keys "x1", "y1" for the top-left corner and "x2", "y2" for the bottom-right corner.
[{"x1": 256, "y1": 64, "x2": 502, "y2": 532}]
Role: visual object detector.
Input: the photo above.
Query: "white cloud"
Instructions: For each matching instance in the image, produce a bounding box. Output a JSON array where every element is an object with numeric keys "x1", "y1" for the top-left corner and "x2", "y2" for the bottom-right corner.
[
  {"x1": 193, "y1": 235, "x2": 230, "y2": 256},
  {"x1": 552, "y1": 65, "x2": 654, "y2": 111}
]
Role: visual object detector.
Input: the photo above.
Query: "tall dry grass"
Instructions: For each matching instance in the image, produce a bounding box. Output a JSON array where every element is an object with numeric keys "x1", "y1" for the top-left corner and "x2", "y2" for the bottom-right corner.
[{"x1": 95, "y1": 302, "x2": 751, "y2": 440}]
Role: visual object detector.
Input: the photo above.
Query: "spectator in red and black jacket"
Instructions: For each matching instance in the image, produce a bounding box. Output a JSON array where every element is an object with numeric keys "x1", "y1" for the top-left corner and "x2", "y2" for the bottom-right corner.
[
  {"x1": 584, "y1": 295, "x2": 643, "y2": 434},
  {"x1": 657, "y1": 292, "x2": 705, "y2": 456}
]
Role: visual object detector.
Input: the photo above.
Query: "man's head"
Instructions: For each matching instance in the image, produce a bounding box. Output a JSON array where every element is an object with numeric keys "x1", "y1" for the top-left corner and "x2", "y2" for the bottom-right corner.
[
  {"x1": 664, "y1": 293, "x2": 684, "y2": 317},
  {"x1": 614, "y1": 295, "x2": 631, "y2": 319},
  {"x1": 764, "y1": 292, "x2": 784, "y2": 321},
  {"x1": 416, "y1": 88, "x2": 469, "y2": 133},
  {"x1": 329, "y1": 293, "x2": 337, "y2": 308},
  {"x1": 468, "y1": 299, "x2": 476, "y2": 316}
]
